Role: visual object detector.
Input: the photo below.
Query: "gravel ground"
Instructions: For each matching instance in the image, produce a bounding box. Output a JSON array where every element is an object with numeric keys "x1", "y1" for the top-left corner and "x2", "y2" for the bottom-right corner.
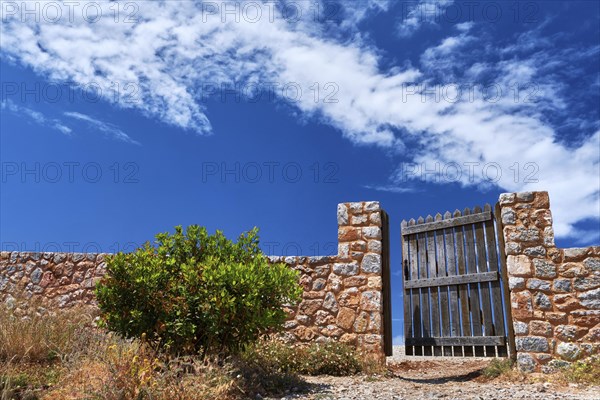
[{"x1": 264, "y1": 358, "x2": 600, "y2": 400}]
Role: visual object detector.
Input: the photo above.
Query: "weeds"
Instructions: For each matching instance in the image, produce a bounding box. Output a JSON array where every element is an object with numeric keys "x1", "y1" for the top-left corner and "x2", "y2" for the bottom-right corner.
[
  {"x1": 242, "y1": 340, "x2": 364, "y2": 376},
  {"x1": 0, "y1": 302, "x2": 96, "y2": 364},
  {"x1": 481, "y1": 358, "x2": 515, "y2": 379},
  {"x1": 560, "y1": 355, "x2": 600, "y2": 385}
]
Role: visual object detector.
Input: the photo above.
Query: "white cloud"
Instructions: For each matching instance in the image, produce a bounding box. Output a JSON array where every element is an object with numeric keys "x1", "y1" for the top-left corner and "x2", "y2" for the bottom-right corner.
[
  {"x1": 364, "y1": 184, "x2": 417, "y2": 194},
  {"x1": 396, "y1": 0, "x2": 454, "y2": 37},
  {"x1": 63, "y1": 112, "x2": 140, "y2": 145},
  {"x1": 1, "y1": 0, "x2": 598, "y2": 240},
  {"x1": 1, "y1": 99, "x2": 72, "y2": 135}
]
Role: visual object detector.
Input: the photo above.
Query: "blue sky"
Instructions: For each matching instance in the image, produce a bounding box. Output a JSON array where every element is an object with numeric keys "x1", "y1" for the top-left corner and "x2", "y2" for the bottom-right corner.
[{"x1": 1, "y1": 1, "x2": 599, "y2": 344}]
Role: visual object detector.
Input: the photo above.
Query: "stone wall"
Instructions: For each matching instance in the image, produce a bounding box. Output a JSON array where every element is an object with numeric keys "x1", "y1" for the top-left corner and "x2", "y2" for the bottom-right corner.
[
  {"x1": 499, "y1": 191, "x2": 600, "y2": 372},
  {"x1": 269, "y1": 201, "x2": 390, "y2": 360},
  {"x1": 0, "y1": 252, "x2": 107, "y2": 310},
  {"x1": 0, "y1": 201, "x2": 390, "y2": 360}
]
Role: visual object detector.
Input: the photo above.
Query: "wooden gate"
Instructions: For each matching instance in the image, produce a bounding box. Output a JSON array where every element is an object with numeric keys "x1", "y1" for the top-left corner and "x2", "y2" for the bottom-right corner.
[{"x1": 401, "y1": 203, "x2": 515, "y2": 358}]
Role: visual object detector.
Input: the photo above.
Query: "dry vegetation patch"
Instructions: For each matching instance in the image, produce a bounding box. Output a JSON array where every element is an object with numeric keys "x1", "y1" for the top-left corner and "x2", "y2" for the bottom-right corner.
[{"x1": 0, "y1": 302, "x2": 380, "y2": 400}]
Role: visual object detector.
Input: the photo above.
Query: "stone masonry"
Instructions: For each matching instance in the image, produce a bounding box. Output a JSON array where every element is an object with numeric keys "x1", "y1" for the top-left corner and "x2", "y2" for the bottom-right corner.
[
  {"x1": 0, "y1": 252, "x2": 107, "y2": 311},
  {"x1": 269, "y1": 201, "x2": 387, "y2": 360},
  {"x1": 0, "y1": 201, "x2": 389, "y2": 360},
  {"x1": 499, "y1": 191, "x2": 600, "y2": 372}
]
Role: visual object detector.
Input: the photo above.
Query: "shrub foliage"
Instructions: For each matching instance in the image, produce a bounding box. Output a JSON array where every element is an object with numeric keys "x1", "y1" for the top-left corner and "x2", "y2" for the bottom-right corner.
[{"x1": 96, "y1": 226, "x2": 302, "y2": 356}]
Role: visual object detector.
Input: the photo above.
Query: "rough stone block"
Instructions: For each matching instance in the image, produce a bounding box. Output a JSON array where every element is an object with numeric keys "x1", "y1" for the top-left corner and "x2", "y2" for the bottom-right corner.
[
  {"x1": 557, "y1": 342, "x2": 581, "y2": 361},
  {"x1": 533, "y1": 292, "x2": 552, "y2": 310},
  {"x1": 533, "y1": 259, "x2": 556, "y2": 279},
  {"x1": 506, "y1": 242, "x2": 521, "y2": 255},
  {"x1": 336, "y1": 307, "x2": 356, "y2": 330},
  {"x1": 509, "y1": 277, "x2": 525, "y2": 290},
  {"x1": 544, "y1": 312, "x2": 567, "y2": 325},
  {"x1": 499, "y1": 193, "x2": 515, "y2": 205},
  {"x1": 511, "y1": 291, "x2": 533, "y2": 319},
  {"x1": 517, "y1": 353, "x2": 536, "y2": 372},
  {"x1": 578, "y1": 287, "x2": 600, "y2": 309},
  {"x1": 369, "y1": 212, "x2": 381, "y2": 225},
  {"x1": 354, "y1": 311, "x2": 369, "y2": 333},
  {"x1": 543, "y1": 226, "x2": 555, "y2": 247},
  {"x1": 361, "y1": 253, "x2": 381, "y2": 274},
  {"x1": 554, "y1": 294, "x2": 581, "y2": 312},
  {"x1": 351, "y1": 214, "x2": 368, "y2": 226},
  {"x1": 501, "y1": 209, "x2": 516, "y2": 225},
  {"x1": 569, "y1": 310, "x2": 600, "y2": 327},
  {"x1": 514, "y1": 321, "x2": 528, "y2": 335},
  {"x1": 509, "y1": 227, "x2": 540, "y2": 243},
  {"x1": 508, "y1": 255, "x2": 533, "y2": 277},
  {"x1": 332, "y1": 262, "x2": 359, "y2": 276},
  {"x1": 555, "y1": 325, "x2": 587, "y2": 342},
  {"x1": 363, "y1": 201, "x2": 380, "y2": 212},
  {"x1": 337, "y1": 204, "x2": 348, "y2": 225},
  {"x1": 368, "y1": 240, "x2": 382, "y2": 254},
  {"x1": 564, "y1": 248, "x2": 590, "y2": 261},
  {"x1": 298, "y1": 300, "x2": 322, "y2": 316},
  {"x1": 343, "y1": 276, "x2": 367, "y2": 287},
  {"x1": 360, "y1": 291, "x2": 381, "y2": 311},
  {"x1": 526, "y1": 279, "x2": 551, "y2": 291},
  {"x1": 367, "y1": 276, "x2": 382, "y2": 290},
  {"x1": 322, "y1": 292, "x2": 339, "y2": 313},
  {"x1": 338, "y1": 227, "x2": 361, "y2": 242},
  {"x1": 553, "y1": 279, "x2": 572, "y2": 293},
  {"x1": 558, "y1": 262, "x2": 589, "y2": 278},
  {"x1": 529, "y1": 320, "x2": 553, "y2": 337},
  {"x1": 573, "y1": 276, "x2": 600, "y2": 291},
  {"x1": 583, "y1": 257, "x2": 600, "y2": 272},
  {"x1": 362, "y1": 227, "x2": 382, "y2": 240},
  {"x1": 516, "y1": 336, "x2": 549, "y2": 352},
  {"x1": 516, "y1": 192, "x2": 534, "y2": 202},
  {"x1": 532, "y1": 192, "x2": 550, "y2": 209},
  {"x1": 338, "y1": 287, "x2": 360, "y2": 307},
  {"x1": 524, "y1": 246, "x2": 546, "y2": 258}
]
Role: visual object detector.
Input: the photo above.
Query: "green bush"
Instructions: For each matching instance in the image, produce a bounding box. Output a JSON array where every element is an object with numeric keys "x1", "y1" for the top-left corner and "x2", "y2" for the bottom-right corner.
[
  {"x1": 242, "y1": 340, "x2": 363, "y2": 376},
  {"x1": 96, "y1": 226, "x2": 302, "y2": 356}
]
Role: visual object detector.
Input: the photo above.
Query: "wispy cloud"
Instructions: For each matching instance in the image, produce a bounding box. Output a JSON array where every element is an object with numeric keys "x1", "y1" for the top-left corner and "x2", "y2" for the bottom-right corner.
[
  {"x1": 364, "y1": 184, "x2": 417, "y2": 194},
  {"x1": 1, "y1": 99, "x2": 72, "y2": 135},
  {"x1": 63, "y1": 112, "x2": 140, "y2": 145},
  {"x1": 396, "y1": 0, "x2": 454, "y2": 37},
  {"x1": 1, "y1": 1, "x2": 598, "y2": 239}
]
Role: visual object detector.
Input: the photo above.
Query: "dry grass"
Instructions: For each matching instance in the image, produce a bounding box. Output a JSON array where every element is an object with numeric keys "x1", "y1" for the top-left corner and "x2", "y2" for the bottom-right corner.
[
  {"x1": 0, "y1": 301, "x2": 391, "y2": 399},
  {"x1": 0, "y1": 301, "x2": 309, "y2": 399},
  {"x1": 0, "y1": 301, "x2": 96, "y2": 364}
]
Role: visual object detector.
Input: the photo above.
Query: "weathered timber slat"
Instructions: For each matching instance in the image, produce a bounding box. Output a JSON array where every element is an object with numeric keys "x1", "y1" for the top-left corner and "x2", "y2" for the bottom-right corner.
[
  {"x1": 404, "y1": 271, "x2": 498, "y2": 289},
  {"x1": 444, "y1": 220, "x2": 460, "y2": 338},
  {"x1": 408, "y1": 219, "x2": 422, "y2": 356},
  {"x1": 426, "y1": 225, "x2": 441, "y2": 356},
  {"x1": 401, "y1": 220, "x2": 413, "y2": 356},
  {"x1": 406, "y1": 336, "x2": 506, "y2": 346},
  {"x1": 463, "y1": 208, "x2": 484, "y2": 357},
  {"x1": 422, "y1": 216, "x2": 434, "y2": 356},
  {"x1": 401, "y1": 211, "x2": 491, "y2": 235},
  {"x1": 435, "y1": 214, "x2": 451, "y2": 356},
  {"x1": 474, "y1": 205, "x2": 495, "y2": 356}
]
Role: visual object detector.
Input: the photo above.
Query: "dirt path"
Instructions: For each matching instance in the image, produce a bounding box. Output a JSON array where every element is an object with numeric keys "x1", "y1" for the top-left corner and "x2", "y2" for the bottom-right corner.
[{"x1": 265, "y1": 359, "x2": 599, "y2": 400}]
